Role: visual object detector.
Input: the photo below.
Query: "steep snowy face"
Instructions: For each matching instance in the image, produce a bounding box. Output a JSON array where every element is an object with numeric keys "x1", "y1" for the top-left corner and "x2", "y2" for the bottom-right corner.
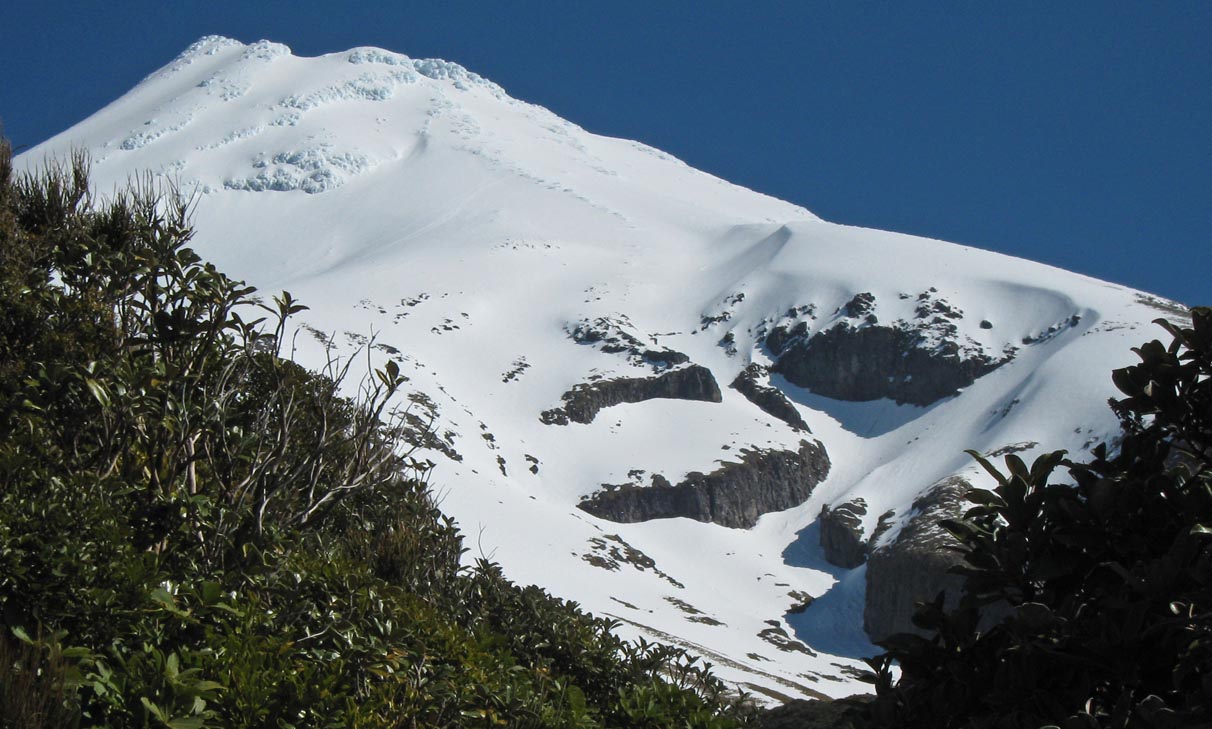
[
  {"x1": 19, "y1": 36, "x2": 1185, "y2": 702},
  {"x1": 39, "y1": 35, "x2": 814, "y2": 284}
]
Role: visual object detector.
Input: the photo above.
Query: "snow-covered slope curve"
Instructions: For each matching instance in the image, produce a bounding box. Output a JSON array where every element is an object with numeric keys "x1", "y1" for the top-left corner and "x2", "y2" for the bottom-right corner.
[{"x1": 18, "y1": 36, "x2": 1186, "y2": 702}]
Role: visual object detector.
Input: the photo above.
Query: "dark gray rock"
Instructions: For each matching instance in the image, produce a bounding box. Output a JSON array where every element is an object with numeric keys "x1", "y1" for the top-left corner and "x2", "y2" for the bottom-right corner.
[
  {"x1": 540, "y1": 364, "x2": 722, "y2": 425},
  {"x1": 819, "y1": 498, "x2": 869, "y2": 568},
  {"x1": 640, "y1": 349, "x2": 689, "y2": 368},
  {"x1": 400, "y1": 392, "x2": 462, "y2": 462},
  {"x1": 568, "y1": 316, "x2": 688, "y2": 370},
  {"x1": 757, "y1": 620, "x2": 815, "y2": 655},
  {"x1": 765, "y1": 320, "x2": 809, "y2": 356},
  {"x1": 768, "y1": 291, "x2": 1013, "y2": 406},
  {"x1": 581, "y1": 534, "x2": 684, "y2": 588},
  {"x1": 841, "y1": 291, "x2": 876, "y2": 319},
  {"x1": 868, "y1": 509, "x2": 896, "y2": 548},
  {"x1": 771, "y1": 324, "x2": 1004, "y2": 406},
  {"x1": 863, "y1": 476, "x2": 969, "y2": 642},
  {"x1": 578, "y1": 440, "x2": 830, "y2": 529},
  {"x1": 730, "y1": 363, "x2": 810, "y2": 431}
]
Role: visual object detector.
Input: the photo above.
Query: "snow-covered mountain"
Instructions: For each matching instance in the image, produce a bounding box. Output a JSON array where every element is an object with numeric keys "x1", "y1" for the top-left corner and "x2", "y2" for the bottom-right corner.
[{"x1": 17, "y1": 36, "x2": 1186, "y2": 702}]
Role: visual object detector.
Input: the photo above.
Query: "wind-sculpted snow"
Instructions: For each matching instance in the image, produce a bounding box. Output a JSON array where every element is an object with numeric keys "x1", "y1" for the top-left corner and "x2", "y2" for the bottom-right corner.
[
  {"x1": 224, "y1": 146, "x2": 374, "y2": 193},
  {"x1": 18, "y1": 36, "x2": 1187, "y2": 703},
  {"x1": 348, "y1": 48, "x2": 507, "y2": 96},
  {"x1": 151, "y1": 35, "x2": 242, "y2": 78},
  {"x1": 120, "y1": 114, "x2": 195, "y2": 150},
  {"x1": 242, "y1": 39, "x2": 291, "y2": 62},
  {"x1": 281, "y1": 71, "x2": 418, "y2": 111}
]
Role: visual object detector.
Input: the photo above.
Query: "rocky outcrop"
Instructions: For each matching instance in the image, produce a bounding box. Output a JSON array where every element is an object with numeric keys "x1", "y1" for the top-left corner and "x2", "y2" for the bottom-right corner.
[
  {"x1": 863, "y1": 476, "x2": 969, "y2": 641},
  {"x1": 818, "y1": 498, "x2": 869, "y2": 569},
  {"x1": 568, "y1": 316, "x2": 689, "y2": 370},
  {"x1": 767, "y1": 290, "x2": 1012, "y2": 406},
  {"x1": 541, "y1": 364, "x2": 722, "y2": 424},
  {"x1": 400, "y1": 392, "x2": 463, "y2": 462},
  {"x1": 578, "y1": 440, "x2": 830, "y2": 528},
  {"x1": 730, "y1": 364, "x2": 810, "y2": 431},
  {"x1": 771, "y1": 324, "x2": 1004, "y2": 406}
]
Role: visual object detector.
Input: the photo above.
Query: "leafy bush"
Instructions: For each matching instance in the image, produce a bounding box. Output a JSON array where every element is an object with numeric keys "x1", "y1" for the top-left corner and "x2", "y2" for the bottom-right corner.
[
  {"x1": 861, "y1": 309, "x2": 1212, "y2": 728},
  {"x1": 0, "y1": 629, "x2": 83, "y2": 729},
  {"x1": 0, "y1": 139, "x2": 749, "y2": 727}
]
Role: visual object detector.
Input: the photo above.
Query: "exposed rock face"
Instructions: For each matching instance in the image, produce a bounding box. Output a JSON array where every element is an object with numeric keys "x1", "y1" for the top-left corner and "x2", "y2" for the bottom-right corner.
[
  {"x1": 731, "y1": 363, "x2": 810, "y2": 431},
  {"x1": 767, "y1": 290, "x2": 1013, "y2": 406},
  {"x1": 578, "y1": 440, "x2": 830, "y2": 529},
  {"x1": 818, "y1": 498, "x2": 868, "y2": 569},
  {"x1": 863, "y1": 476, "x2": 969, "y2": 641},
  {"x1": 772, "y1": 325, "x2": 1003, "y2": 406},
  {"x1": 764, "y1": 320, "x2": 809, "y2": 356},
  {"x1": 765, "y1": 288, "x2": 1013, "y2": 402},
  {"x1": 841, "y1": 291, "x2": 877, "y2": 320},
  {"x1": 540, "y1": 364, "x2": 722, "y2": 425}
]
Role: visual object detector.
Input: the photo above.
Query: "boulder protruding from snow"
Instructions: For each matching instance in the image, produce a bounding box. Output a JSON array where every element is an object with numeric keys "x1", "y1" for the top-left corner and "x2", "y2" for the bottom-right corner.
[{"x1": 818, "y1": 498, "x2": 869, "y2": 569}]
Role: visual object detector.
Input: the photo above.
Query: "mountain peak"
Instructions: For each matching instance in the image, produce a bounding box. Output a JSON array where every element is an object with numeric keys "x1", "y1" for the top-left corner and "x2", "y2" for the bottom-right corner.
[
  {"x1": 168, "y1": 36, "x2": 503, "y2": 95},
  {"x1": 150, "y1": 35, "x2": 507, "y2": 110},
  {"x1": 30, "y1": 36, "x2": 816, "y2": 224},
  {"x1": 177, "y1": 34, "x2": 247, "y2": 59},
  {"x1": 15, "y1": 37, "x2": 1175, "y2": 701}
]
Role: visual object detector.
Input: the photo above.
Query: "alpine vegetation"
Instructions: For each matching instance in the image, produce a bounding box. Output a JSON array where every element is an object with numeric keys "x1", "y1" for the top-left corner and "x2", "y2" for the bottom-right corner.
[
  {"x1": 858, "y1": 309, "x2": 1212, "y2": 728},
  {"x1": 0, "y1": 141, "x2": 750, "y2": 727}
]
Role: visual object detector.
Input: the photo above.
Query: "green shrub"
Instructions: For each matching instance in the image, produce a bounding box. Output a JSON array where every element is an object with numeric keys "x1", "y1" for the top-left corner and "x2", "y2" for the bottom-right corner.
[
  {"x1": 0, "y1": 629, "x2": 83, "y2": 729},
  {"x1": 861, "y1": 309, "x2": 1212, "y2": 728},
  {"x1": 0, "y1": 139, "x2": 749, "y2": 727}
]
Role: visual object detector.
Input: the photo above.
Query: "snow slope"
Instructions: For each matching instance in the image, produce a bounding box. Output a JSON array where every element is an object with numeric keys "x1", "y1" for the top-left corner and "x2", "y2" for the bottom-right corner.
[{"x1": 17, "y1": 36, "x2": 1185, "y2": 702}]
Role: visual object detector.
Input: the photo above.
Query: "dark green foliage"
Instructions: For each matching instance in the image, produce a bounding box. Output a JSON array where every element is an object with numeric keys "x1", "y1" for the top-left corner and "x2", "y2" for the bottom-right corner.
[
  {"x1": 757, "y1": 697, "x2": 866, "y2": 729},
  {"x1": 0, "y1": 142, "x2": 748, "y2": 727},
  {"x1": 0, "y1": 629, "x2": 83, "y2": 728},
  {"x1": 861, "y1": 309, "x2": 1212, "y2": 728}
]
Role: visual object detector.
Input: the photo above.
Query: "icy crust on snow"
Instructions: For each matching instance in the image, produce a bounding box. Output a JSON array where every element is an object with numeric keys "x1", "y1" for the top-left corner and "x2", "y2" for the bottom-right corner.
[
  {"x1": 348, "y1": 48, "x2": 507, "y2": 96},
  {"x1": 136, "y1": 37, "x2": 286, "y2": 91},
  {"x1": 223, "y1": 146, "x2": 374, "y2": 194},
  {"x1": 156, "y1": 35, "x2": 243, "y2": 73},
  {"x1": 74, "y1": 37, "x2": 515, "y2": 195},
  {"x1": 281, "y1": 71, "x2": 419, "y2": 111},
  {"x1": 121, "y1": 112, "x2": 196, "y2": 151},
  {"x1": 17, "y1": 36, "x2": 1187, "y2": 704}
]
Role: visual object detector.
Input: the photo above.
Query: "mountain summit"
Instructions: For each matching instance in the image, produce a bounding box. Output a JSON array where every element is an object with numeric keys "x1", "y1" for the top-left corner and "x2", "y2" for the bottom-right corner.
[{"x1": 18, "y1": 36, "x2": 1184, "y2": 700}]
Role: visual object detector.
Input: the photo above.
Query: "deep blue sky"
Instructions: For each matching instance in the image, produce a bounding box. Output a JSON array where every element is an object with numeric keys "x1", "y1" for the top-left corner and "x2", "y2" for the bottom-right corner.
[{"x1": 2, "y1": 2, "x2": 1208, "y2": 304}]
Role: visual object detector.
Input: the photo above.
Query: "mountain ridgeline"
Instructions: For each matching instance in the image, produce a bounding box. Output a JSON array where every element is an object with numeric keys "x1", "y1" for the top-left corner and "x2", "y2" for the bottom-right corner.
[{"x1": 14, "y1": 36, "x2": 1190, "y2": 701}]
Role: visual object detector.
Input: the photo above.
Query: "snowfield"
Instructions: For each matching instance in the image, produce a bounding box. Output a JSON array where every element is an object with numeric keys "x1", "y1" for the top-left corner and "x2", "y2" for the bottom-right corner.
[{"x1": 17, "y1": 36, "x2": 1185, "y2": 702}]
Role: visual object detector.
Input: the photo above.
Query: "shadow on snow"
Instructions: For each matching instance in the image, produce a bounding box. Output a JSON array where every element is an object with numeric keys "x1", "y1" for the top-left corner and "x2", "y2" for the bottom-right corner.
[
  {"x1": 781, "y1": 520, "x2": 880, "y2": 660},
  {"x1": 770, "y1": 374, "x2": 941, "y2": 438}
]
